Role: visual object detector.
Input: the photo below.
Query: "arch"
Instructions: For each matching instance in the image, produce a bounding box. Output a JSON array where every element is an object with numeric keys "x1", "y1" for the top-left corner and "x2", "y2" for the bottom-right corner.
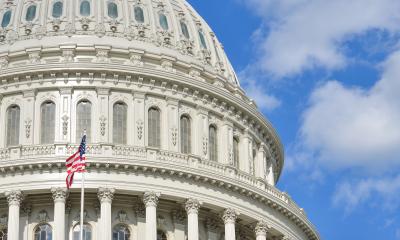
[
  {"x1": 52, "y1": 1, "x2": 63, "y2": 18},
  {"x1": 76, "y1": 100, "x2": 92, "y2": 143},
  {"x1": 107, "y1": 2, "x2": 118, "y2": 19},
  {"x1": 112, "y1": 224, "x2": 130, "y2": 240},
  {"x1": 0, "y1": 227, "x2": 7, "y2": 240},
  {"x1": 180, "y1": 115, "x2": 191, "y2": 154},
  {"x1": 233, "y1": 137, "x2": 239, "y2": 167},
  {"x1": 134, "y1": 6, "x2": 144, "y2": 23},
  {"x1": 180, "y1": 21, "x2": 190, "y2": 39},
  {"x1": 148, "y1": 107, "x2": 161, "y2": 148},
  {"x1": 1, "y1": 10, "x2": 11, "y2": 28},
  {"x1": 157, "y1": 230, "x2": 167, "y2": 240},
  {"x1": 73, "y1": 223, "x2": 92, "y2": 240},
  {"x1": 113, "y1": 102, "x2": 127, "y2": 144},
  {"x1": 25, "y1": 5, "x2": 37, "y2": 22},
  {"x1": 80, "y1": 0, "x2": 91, "y2": 17},
  {"x1": 159, "y1": 13, "x2": 168, "y2": 30},
  {"x1": 34, "y1": 224, "x2": 52, "y2": 240},
  {"x1": 209, "y1": 125, "x2": 218, "y2": 161},
  {"x1": 40, "y1": 101, "x2": 56, "y2": 144},
  {"x1": 199, "y1": 30, "x2": 207, "y2": 49},
  {"x1": 6, "y1": 105, "x2": 20, "y2": 147}
]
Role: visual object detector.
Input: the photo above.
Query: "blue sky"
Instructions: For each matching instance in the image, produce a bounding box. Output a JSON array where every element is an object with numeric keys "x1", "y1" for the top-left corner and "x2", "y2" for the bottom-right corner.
[{"x1": 188, "y1": 1, "x2": 400, "y2": 239}]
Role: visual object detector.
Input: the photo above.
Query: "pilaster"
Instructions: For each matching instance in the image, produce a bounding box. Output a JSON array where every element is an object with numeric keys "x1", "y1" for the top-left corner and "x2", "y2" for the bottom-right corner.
[
  {"x1": 166, "y1": 98, "x2": 179, "y2": 152},
  {"x1": 133, "y1": 92, "x2": 146, "y2": 147},
  {"x1": 220, "y1": 119, "x2": 233, "y2": 165},
  {"x1": 240, "y1": 129, "x2": 253, "y2": 173},
  {"x1": 59, "y1": 87, "x2": 73, "y2": 143},
  {"x1": 97, "y1": 88, "x2": 110, "y2": 143},
  {"x1": 195, "y1": 106, "x2": 209, "y2": 158},
  {"x1": 22, "y1": 90, "x2": 36, "y2": 145}
]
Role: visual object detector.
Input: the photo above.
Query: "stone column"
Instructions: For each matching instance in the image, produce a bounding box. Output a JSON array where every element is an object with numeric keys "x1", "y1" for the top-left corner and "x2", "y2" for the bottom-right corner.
[
  {"x1": 51, "y1": 187, "x2": 68, "y2": 240},
  {"x1": 98, "y1": 188, "x2": 115, "y2": 240},
  {"x1": 240, "y1": 130, "x2": 253, "y2": 173},
  {"x1": 135, "y1": 203, "x2": 146, "y2": 240},
  {"x1": 221, "y1": 208, "x2": 238, "y2": 240},
  {"x1": 185, "y1": 198, "x2": 201, "y2": 240},
  {"x1": 220, "y1": 120, "x2": 233, "y2": 165},
  {"x1": 255, "y1": 220, "x2": 269, "y2": 240},
  {"x1": 5, "y1": 190, "x2": 24, "y2": 240},
  {"x1": 255, "y1": 143, "x2": 267, "y2": 179},
  {"x1": 267, "y1": 156, "x2": 276, "y2": 186},
  {"x1": 143, "y1": 192, "x2": 160, "y2": 240}
]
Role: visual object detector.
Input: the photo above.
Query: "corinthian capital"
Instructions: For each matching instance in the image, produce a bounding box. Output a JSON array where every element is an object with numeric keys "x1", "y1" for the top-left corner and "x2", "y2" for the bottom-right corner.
[
  {"x1": 221, "y1": 208, "x2": 239, "y2": 224},
  {"x1": 255, "y1": 220, "x2": 269, "y2": 236},
  {"x1": 51, "y1": 187, "x2": 69, "y2": 203},
  {"x1": 97, "y1": 188, "x2": 115, "y2": 203},
  {"x1": 5, "y1": 190, "x2": 24, "y2": 206},
  {"x1": 143, "y1": 191, "x2": 160, "y2": 207},
  {"x1": 185, "y1": 198, "x2": 202, "y2": 215}
]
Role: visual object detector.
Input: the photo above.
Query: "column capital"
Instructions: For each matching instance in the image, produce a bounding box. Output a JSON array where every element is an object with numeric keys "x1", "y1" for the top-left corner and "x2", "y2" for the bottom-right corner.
[
  {"x1": 51, "y1": 187, "x2": 69, "y2": 203},
  {"x1": 97, "y1": 188, "x2": 115, "y2": 203},
  {"x1": 185, "y1": 198, "x2": 202, "y2": 215},
  {"x1": 221, "y1": 208, "x2": 239, "y2": 224},
  {"x1": 143, "y1": 191, "x2": 160, "y2": 207},
  {"x1": 5, "y1": 190, "x2": 24, "y2": 206},
  {"x1": 255, "y1": 220, "x2": 269, "y2": 236}
]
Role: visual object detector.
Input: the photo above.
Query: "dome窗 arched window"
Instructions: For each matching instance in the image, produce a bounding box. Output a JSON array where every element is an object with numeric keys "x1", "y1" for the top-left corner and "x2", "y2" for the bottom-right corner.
[
  {"x1": 159, "y1": 13, "x2": 168, "y2": 30},
  {"x1": 1, "y1": 10, "x2": 11, "y2": 28},
  {"x1": 34, "y1": 224, "x2": 52, "y2": 240},
  {"x1": 134, "y1": 6, "x2": 144, "y2": 23},
  {"x1": 80, "y1": 0, "x2": 91, "y2": 16},
  {"x1": 6, "y1": 105, "x2": 20, "y2": 147},
  {"x1": 112, "y1": 225, "x2": 130, "y2": 240},
  {"x1": 180, "y1": 21, "x2": 190, "y2": 39},
  {"x1": 40, "y1": 101, "x2": 56, "y2": 144},
  {"x1": 233, "y1": 137, "x2": 239, "y2": 167},
  {"x1": 52, "y1": 1, "x2": 63, "y2": 18},
  {"x1": 180, "y1": 115, "x2": 191, "y2": 154},
  {"x1": 108, "y1": 2, "x2": 118, "y2": 19},
  {"x1": 113, "y1": 102, "x2": 127, "y2": 145},
  {"x1": 25, "y1": 5, "x2": 37, "y2": 21},
  {"x1": 73, "y1": 223, "x2": 92, "y2": 240},
  {"x1": 148, "y1": 107, "x2": 161, "y2": 148},
  {"x1": 76, "y1": 100, "x2": 92, "y2": 143},
  {"x1": 199, "y1": 30, "x2": 207, "y2": 49},
  {"x1": 157, "y1": 230, "x2": 167, "y2": 240},
  {"x1": 0, "y1": 227, "x2": 7, "y2": 240},
  {"x1": 209, "y1": 125, "x2": 218, "y2": 161}
]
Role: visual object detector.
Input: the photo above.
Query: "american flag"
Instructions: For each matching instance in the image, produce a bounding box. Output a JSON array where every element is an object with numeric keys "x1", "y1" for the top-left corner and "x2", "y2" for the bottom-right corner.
[{"x1": 66, "y1": 135, "x2": 87, "y2": 189}]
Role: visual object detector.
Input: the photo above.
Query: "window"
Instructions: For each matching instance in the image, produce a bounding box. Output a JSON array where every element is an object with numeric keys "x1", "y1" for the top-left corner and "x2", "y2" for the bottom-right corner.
[
  {"x1": 0, "y1": 227, "x2": 7, "y2": 240},
  {"x1": 134, "y1": 6, "x2": 144, "y2": 23},
  {"x1": 40, "y1": 102, "x2": 55, "y2": 144},
  {"x1": 1, "y1": 10, "x2": 11, "y2": 28},
  {"x1": 180, "y1": 21, "x2": 190, "y2": 39},
  {"x1": 199, "y1": 30, "x2": 207, "y2": 49},
  {"x1": 52, "y1": 1, "x2": 63, "y2": 18},
  {"x1": 113, "y1": 225, "x2": 130, "y2": 240},
  {"x1": 6, "y1": 105, "x2": 20, "y2": 147},
  {"x1": 159, "y1": 13, "x2": 168, "y2": 30},
  {"x1": 108, "y1": 2, "x2": 118, "y2": 19},
  {"x1": 157, "y1": 230, "x2": 167, "y2": 240},
  {"x1": 76, "y1": 100, "x2": 92, "y2": 143},
  {"x1": 25, "y1": 5, "x2": 37, "y2": 21},
  {"x1": 209, "y1": 125, "x2": 217, "y2": 161},
  {"x1": 34, "y1": 224, "x2": 52, "y2": 240},
  {"x1": 180, "y1": 115, "x2": 191, "y2": 154},
  {"x1": 80, "y1": 0, "x2": 90, "y2": 16},
  {"x1": 148, "y1": 107, "x2": 160, "y2": 148},
  {"x1": 233, "y1": 137, "x2": 239, "y2": 167},
  {"x1": 73, "y1": 224, "x2": 92, "y2": 240},
  {"x1": 113, "y1": 102, "x2": 127, "y2": 144}
]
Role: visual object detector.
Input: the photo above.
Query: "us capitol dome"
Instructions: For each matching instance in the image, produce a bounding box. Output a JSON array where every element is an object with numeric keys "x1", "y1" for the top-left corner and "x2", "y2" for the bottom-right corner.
[{"x1": 0, "y1": 0, "x2": 319, "y2": 240}]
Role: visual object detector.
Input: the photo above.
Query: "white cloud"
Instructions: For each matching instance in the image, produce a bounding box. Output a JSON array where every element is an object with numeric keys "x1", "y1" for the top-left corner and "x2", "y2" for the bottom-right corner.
[{"x1": 243, "y1": 0, "x2": 400, "y2": 77}]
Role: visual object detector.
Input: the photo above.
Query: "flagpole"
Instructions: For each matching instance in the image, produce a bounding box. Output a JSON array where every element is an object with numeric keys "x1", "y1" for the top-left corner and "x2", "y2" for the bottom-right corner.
[{"x1": 80, "y1": 130, "x2": 87, "y2": 240}]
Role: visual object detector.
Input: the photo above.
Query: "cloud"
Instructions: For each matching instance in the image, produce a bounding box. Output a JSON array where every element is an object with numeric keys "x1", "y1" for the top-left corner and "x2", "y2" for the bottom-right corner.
[{"x1": 242, "y1": 0, "x2": 400, "y2": 77}]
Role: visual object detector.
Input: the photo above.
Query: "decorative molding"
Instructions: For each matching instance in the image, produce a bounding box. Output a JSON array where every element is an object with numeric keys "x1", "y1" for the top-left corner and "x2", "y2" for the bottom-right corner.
[
  {"x1": 137, "y1": 120, "x2": 144, "y2": 140},
  {"x1": 171, "y1": 128, "x2": 178, "y2": 146},
  {"x1": 62, "y1": 115, "x2": 69, "y2": 136},
  {"x1": 25, "y1": 118, "x2": 32, "y2": 138},
  {"x1": 100, "y1": 115, "x2": 107, "y2": 136}
]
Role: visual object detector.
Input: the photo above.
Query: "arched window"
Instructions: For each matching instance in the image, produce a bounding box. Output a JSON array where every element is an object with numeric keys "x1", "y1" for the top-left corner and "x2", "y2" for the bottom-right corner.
[
  {"x1": 180, "y1": 21, "x2": 190, "y2": 39},
  {"x1": 113, "y1": 102, "x2": 127, "y2": 144},
  {"x1": 40, "y1": 101, "x2": 55, "y2": 144},
  {"x1": 180, "y1": 115, "x2": 191, "y2": 154},
  {"x1": 76, "y1": 100, "x2": 92, "y2": 143},
  {"x1": 199, "y1": 30, "x2": 207, "y2": 49},
  {"x1": 134, "y1": 6, "x2": 144, "y2": 23},
  {"x1": 52, "y1": 1, "x2": 63, "y2": 18},
  {"x1": 209, "y1": 125, "x2": 218, "y2": 161},
  {"x1": 1, "y1": 10, "x2": 11, "y2": 28},
  {"x1": 6, "y1": 105, "x2": 20, "y2": 147},
  {"x1": 233, "y1": 137, "x2": 239, "y2": 167},
  {"x1": 107, "y1": 2, "x2": 118, "y2": 19},
  {"x1": 34, "y1": 224, "x2": 52, "y2": 240},
  {"x1": 148, "y1": 107, "x2": 160, "y2": 148},
  {"x1": 25, "y1": 5, "x2": 37, "y2": 21},
  {"x1": 157, "y1": 230, "x2": 167, "y2": 240},
  {"x1": 80, "y1": 0, "x2": 91, "y2": 17},
  {"x1": 73, "y1": 223, "x2": 92, "y2": 240},
  {"x1": 0, "y1": 227, "x2": 7, "y2": 240},
  {"x1": 112, "y1": 225, "x2": 130, "y2": 240},
  {"x1": 159, "y1": 13, "x2": 168, "y2": 30}
]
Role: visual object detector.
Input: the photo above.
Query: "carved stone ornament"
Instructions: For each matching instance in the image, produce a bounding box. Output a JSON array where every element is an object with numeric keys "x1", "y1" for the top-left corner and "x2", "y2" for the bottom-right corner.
[
  {"x1": 62, "y1": 115, "x2": 69, "y2": 136},
  {"x1": 137, "y1": 120, "x2": 144, "y2": 140},
  {"x1": 5, "y1": 190, "x2": 24, "y2": 206},
  {"x1": 185, "y1": 198, "x2": 202, "y2": 215},
  {"x1": 38, "y1": 210, "x2": 49, "y2": 223},
  {"x1": 228, "y1": 145, "x2": 234, "y2": 165},
  {"x1": 28, "y1": 51, "x2": 42, "y2": 64},
  {"x1": 171, "y1": 209, "x2": 186, "y2": 225},
  {"x1": 25, "y1": 118, "x2": 32, "y2": 138},
  {"x1": 97, "y1": 188, "x2": 115, "y2": 203},
  {"x1": 171, "y1": 128, "x2": 178, "y2": 146},
  {"x1": 0, "y1": 56, "x2": 9, "y2": 69},
  {"x1": 80, "y1": 17, "x2": 90, "y2": 31},
  {"x1": 61, "y1": 49, "x2": 75, "y2": 63},
  {"x1": 117, "y1": 210, "x2": 128, "y2": 223},
  {"x1": 95, "y1": 23, "x2": 106, "y2": 37},
  {"x1": 143, "y1": 191, "x2": 160, "y2": 207},
  {"x1": 221, "y1": 208, "x2": 239, "y2": 224},
  {"x1": 51, "y1": 187, "x2": 68, "y2": 203},
  {"x1": 202, "y1": 137, "x2": 208, "y2": 156},
  {"x1": 128, "y1": 53, "x2": 144, "y2": 66},
  {"x1": 94, "y1": 49, "x2": 110, "y2": 63},
  {"x1": 255, "y1": 220, "x2": 269, "y2": 236},
  {"x1": 100, "y1": 115, "x2": 107, "y2": 136}
]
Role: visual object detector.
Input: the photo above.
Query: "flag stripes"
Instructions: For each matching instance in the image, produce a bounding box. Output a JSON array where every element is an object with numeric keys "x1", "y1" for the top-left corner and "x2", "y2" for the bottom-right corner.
[{"x1": 66, "y1": 135, "x2": 87, "y2": 188}]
